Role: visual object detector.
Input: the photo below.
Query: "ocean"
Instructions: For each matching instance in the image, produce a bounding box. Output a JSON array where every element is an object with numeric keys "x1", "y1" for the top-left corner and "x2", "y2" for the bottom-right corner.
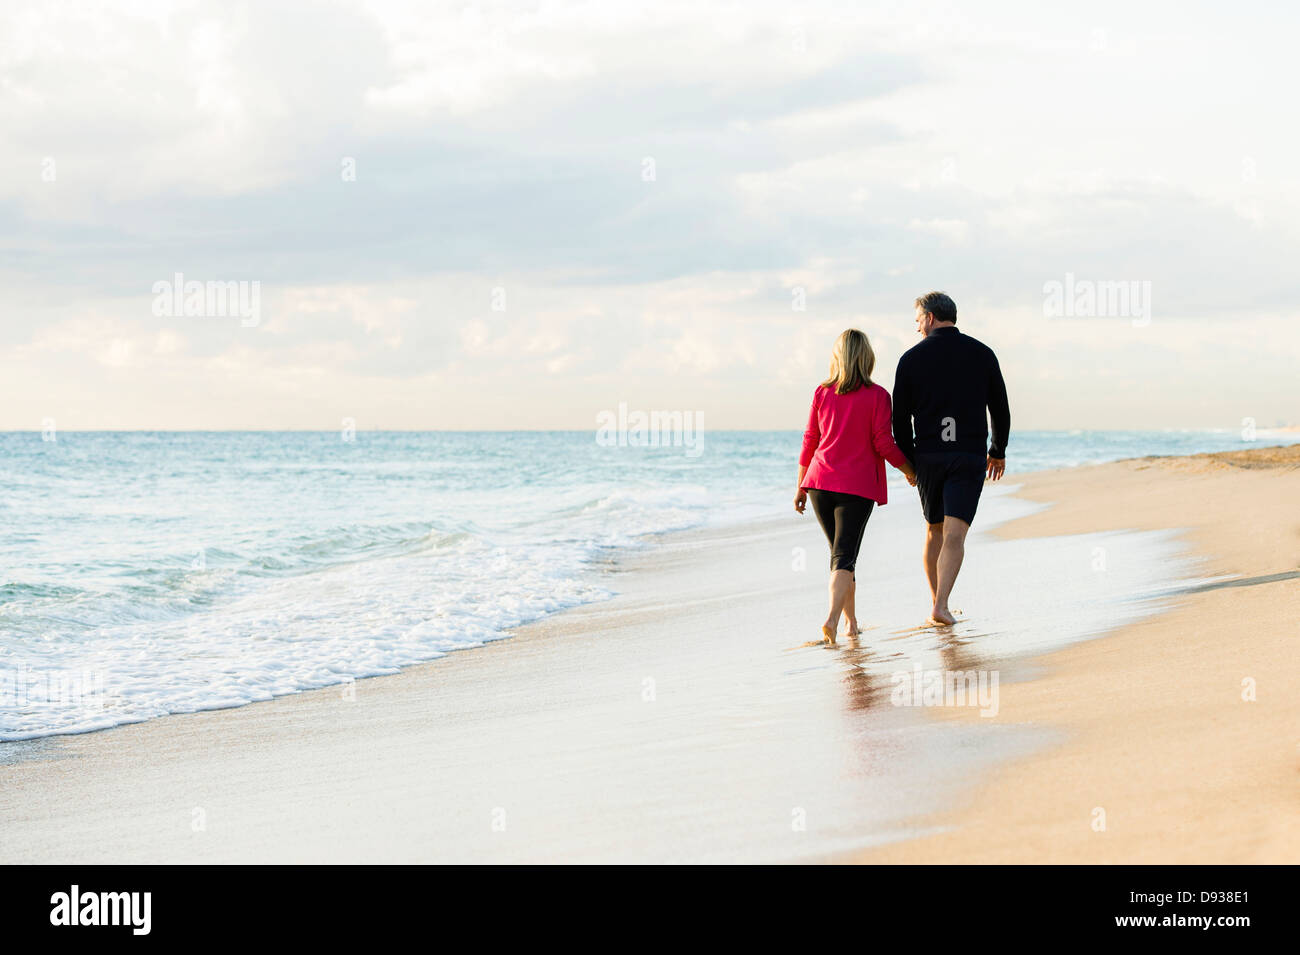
[{"x1": 0, "y1": 428, "x2": 1281, "y2": 741}]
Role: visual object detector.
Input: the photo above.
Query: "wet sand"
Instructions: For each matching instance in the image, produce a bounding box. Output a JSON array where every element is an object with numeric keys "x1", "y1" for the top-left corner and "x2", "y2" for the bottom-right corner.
[
  {"x1": 858, "y1": 443, "x2": 1300, "y2": 863},
  {"x1": 1, "y1": 445, "x2": 1295, "y2": 863}
]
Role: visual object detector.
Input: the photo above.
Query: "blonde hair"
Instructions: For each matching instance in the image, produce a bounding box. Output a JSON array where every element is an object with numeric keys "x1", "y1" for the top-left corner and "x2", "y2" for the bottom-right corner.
[{"x1": 820, "y1": 328, "x2": 875, "y2": 394}]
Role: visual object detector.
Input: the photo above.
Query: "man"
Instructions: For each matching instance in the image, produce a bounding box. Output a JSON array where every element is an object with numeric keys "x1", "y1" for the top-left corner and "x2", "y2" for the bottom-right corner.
[{"x1": 892, "y1": 291, "x2": 1010, "y2": 625}]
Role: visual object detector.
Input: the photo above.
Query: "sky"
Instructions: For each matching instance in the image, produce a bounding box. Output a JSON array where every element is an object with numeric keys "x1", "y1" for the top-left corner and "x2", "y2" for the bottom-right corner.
[{"x1": 2, "y1": 0, "x2": 1298, "y2": 431}]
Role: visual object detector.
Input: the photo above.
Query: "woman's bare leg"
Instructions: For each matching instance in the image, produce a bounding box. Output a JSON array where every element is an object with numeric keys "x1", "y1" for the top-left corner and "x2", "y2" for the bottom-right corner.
[
  {"x1": 822, "y1": 569, "x2": 854, "y2": 640},
  {"x1": 842, "y1": 577, "x2": 858, "y2": 635}
]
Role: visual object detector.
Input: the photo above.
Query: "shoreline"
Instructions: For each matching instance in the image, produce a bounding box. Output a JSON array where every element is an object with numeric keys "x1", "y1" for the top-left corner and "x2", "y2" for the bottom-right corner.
[{"x1": 1, "y1": 445, "x2": 1295, "y2": 862}]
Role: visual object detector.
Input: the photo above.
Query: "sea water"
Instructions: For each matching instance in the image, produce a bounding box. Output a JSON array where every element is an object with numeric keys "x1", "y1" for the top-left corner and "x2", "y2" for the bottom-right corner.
[{"x1": 0, "y1": 428, "x2": 1280, "y2": 740}]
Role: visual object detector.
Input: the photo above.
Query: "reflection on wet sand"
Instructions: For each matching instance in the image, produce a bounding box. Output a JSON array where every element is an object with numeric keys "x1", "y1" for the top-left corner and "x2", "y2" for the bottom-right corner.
[
  {"x1": 787, "y1": 618, "x2": 1002, "y2": 714},
  {"x1": 935, "y1": 627, "x2": 994, "y2": 673},
  {"x1": 837, "y1": 645, "x2": 887, "y2": 711},
  {"x1": 830, "y1": 623, "x2": 1002, "y2": 717}
]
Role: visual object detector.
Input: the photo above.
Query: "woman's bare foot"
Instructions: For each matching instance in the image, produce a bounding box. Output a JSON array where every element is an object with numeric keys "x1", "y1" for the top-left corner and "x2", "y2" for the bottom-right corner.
[
  {"x1": 929, "y1": 607, "x2": 957, "y2": 626},
  {"x1": 843, "y1": 616, "x2": 860, "y2": 637},
  {"x1": 821, "y1": 624, "x2": 837, "y2": 644}
]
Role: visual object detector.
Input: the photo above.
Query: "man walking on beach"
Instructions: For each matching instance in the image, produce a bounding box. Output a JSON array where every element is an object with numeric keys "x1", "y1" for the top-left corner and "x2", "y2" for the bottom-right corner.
[{"x1": 892, "y1": 292, "x2": 1010, "y2": 625}]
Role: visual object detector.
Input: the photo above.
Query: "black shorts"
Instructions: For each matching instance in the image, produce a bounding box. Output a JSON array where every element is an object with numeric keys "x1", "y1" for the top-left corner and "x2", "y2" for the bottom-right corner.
[
  {"x1": 806, "y1": 488, "x2": 875, "y2": 574},
  {"x1": 914, "y1": 451, "x2": 986, "y2": 526}
]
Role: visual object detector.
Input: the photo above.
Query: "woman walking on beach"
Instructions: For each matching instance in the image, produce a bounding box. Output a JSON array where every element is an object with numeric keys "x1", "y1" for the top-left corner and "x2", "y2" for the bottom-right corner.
[{"x1": 796, "y1": 329, "x2": 915, "y2": 642}]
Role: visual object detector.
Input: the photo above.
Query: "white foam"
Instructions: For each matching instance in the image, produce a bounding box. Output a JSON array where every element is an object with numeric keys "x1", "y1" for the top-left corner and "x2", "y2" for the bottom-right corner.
[{"x1": 1, "y1": 537, "x2": 609, "y2": 740}]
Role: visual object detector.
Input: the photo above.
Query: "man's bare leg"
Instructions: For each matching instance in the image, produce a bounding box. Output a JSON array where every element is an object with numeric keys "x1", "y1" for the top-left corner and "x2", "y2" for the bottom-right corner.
[
  {"x1": 931, "y1": 517, "x2": 969, "y2": 625},
  {"x1": 923, "y1": 522, "x2": 944, "y2": 604}
]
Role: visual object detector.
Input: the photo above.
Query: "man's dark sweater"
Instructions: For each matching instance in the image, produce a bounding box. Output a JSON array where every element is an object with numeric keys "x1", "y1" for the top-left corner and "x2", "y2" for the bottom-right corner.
[{"x1": 892, "y1": 326, "x2": 1010, "y2": 462}]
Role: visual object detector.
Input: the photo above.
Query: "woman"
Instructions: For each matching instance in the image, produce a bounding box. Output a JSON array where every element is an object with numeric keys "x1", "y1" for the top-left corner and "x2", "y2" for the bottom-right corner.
[{"x1": 795, "y1": 329, "x2": 915, "y2": 643}]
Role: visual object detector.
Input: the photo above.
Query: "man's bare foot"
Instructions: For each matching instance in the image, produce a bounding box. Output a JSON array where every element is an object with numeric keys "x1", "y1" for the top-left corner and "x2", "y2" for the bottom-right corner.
[
  {"x1": 821, "y1": 624, "x2": 837, "y2": 644},
  {"x1": 929, "y1": 607, "x2": 957, "y2": 626}
]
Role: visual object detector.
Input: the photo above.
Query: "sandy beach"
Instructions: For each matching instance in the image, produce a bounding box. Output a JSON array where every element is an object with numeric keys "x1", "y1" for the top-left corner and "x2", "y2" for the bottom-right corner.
[
  {"x1": 859, "y1": 442, "x2": 1300, "y2": 864},
  {"x1": 1, "y1": 444, "x2": 1296, "y2": 864}
]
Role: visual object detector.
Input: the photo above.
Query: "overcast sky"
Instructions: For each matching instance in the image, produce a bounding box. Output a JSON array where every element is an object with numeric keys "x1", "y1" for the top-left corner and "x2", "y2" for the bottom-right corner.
[{"x1": 3, "y1": 0, "x2": 1298, "y2": 430}]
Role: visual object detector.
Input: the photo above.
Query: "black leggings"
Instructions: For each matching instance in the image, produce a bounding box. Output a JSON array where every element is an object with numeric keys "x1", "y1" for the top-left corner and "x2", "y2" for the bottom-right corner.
[{"x1": 807, "y1": 489, "x2": 875, "y2": 575}]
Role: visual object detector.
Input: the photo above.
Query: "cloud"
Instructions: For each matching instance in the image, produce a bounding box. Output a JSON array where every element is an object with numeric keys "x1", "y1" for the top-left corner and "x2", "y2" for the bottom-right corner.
[
  {"x1": 907, "y1": 217, "x2": 970, "y2": 244},
  {"x1": 1, "y1": 0, "x2": 1298, "y2": 429}
]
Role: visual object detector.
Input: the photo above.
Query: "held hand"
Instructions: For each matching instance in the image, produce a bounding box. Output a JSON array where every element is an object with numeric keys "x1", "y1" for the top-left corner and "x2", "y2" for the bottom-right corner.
[
  {"x1": 794, "y1": 488, "x2": 807, "y2": 514},
  {"x1": 986, "y1": 456, "x2": 1006, "y2": 482},
  {"x1": 903, "y1": 464, "x2": 918, "y2": 487}
]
